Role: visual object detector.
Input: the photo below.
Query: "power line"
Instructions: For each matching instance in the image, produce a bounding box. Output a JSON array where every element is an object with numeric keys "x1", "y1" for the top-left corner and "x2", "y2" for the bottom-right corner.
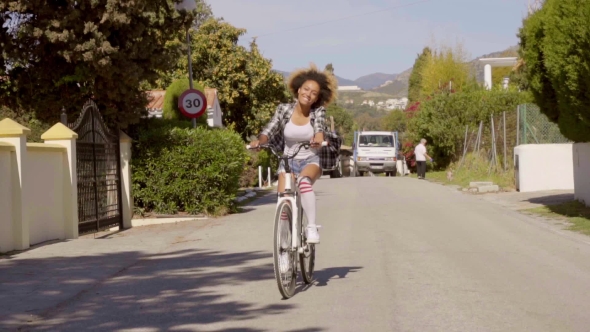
[{"x1": 253, "y1": 0, "x2": 435, "y2": 39}]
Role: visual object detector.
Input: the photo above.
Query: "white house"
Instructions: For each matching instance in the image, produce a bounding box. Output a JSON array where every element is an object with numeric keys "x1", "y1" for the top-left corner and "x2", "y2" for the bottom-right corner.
[
  {"x1": 204, "y1": 88, "x2": 223, "y2": 128},
  {"x1": 385, "y1": 97, "x2": 408, "y2": 110},
  {"x1": 338, "y1": 85, "x2": 362, "y2": 91},
  {"x1": 479, "y1": 57, "x2": 518, "y2": 90},
  {"x1": 146, "y1": 90, "x2": 165, "y2": 118}
]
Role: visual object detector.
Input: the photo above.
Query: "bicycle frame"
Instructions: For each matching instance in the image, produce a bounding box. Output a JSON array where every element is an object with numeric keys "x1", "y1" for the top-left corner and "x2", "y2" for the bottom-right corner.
[{"x1": 277, "y1": 164, "x2": 304, "y2": 253}]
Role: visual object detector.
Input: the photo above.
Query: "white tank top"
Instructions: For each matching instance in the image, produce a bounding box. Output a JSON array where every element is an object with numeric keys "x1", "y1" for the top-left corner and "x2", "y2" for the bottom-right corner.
[{"x1": 284, "y1": 120, "x2": 316, "y2": 159}]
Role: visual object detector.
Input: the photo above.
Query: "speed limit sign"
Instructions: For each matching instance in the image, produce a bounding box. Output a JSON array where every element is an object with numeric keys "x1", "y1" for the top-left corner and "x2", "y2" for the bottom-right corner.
[{"x1": 178, "y1": 89, "x2": 207, "y2": 119}]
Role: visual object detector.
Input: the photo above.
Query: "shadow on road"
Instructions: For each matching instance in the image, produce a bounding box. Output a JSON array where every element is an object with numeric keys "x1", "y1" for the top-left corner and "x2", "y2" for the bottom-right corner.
[
  {"x1": 296, "y1": 266, "x2": 363, "y2": 294},
  {"x1": 235, "y1": 193, "x2": 277, "y2": 214},
  {"x1": 0, "y1": 249, "x2": 302, "y2": 331},
  {"x1": 526, "y1": 193, "x2": 575, "y2": 207}
]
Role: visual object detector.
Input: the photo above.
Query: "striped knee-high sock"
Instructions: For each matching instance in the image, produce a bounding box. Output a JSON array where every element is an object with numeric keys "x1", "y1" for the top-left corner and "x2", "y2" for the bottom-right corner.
[{"x1": 298, "y1": 178, "x2": 316, "y2": 227}]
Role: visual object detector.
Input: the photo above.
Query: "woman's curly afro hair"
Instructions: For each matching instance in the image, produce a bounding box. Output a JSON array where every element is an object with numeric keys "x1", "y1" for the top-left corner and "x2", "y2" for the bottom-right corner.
[{"x1": 287, "y1": 63, "x2": 338, "y2": 109}]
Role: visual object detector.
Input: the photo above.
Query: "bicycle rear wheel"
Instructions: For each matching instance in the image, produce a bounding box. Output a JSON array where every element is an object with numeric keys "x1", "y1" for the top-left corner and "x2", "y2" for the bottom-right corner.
[
  {"x1": 273, "y1": 201, "x2": 297, "y2": 299},
  {"x1": 299, "y1": 209, "x2": 315, "y2": 284}
]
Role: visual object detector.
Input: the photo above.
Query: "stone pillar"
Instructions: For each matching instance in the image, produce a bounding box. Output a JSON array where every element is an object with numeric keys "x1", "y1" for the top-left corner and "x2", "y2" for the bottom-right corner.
[
  {"x1": 484, "y1": 64, "x2": 492, "y2": 90},
  {"x1": 41, "y1": 123, "x2": 79, "y2": 239},
  {"x1": 119, "y1": 131, "x2": 133, "y2": 229},
  {"x1": 573, "y1": 143, "x2": 590, "y2": 206},
  {"x1": 0, "y1": 142, "x2": 14, "y2": 253},
  {"x1": 0, "y1": 118, "x2": 30, "y2": 250}
]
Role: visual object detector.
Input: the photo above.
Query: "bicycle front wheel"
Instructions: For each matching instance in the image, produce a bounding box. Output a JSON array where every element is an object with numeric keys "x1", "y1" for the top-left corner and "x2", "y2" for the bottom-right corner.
[{"x1": 273, "y1": 200, "x2": 297, "y2": 299}]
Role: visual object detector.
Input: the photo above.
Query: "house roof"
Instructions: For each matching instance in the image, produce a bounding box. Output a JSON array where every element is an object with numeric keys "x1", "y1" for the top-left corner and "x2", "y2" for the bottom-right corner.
[
  {"x1": 204, "y1": 88, "x2": 217, "y2": 109},
  {"x1": 479, "y1": 57, "x2": 518, "y2": 68},
  {"x1": 146, "y1": 90, "x2": 165, "y2": 111}
]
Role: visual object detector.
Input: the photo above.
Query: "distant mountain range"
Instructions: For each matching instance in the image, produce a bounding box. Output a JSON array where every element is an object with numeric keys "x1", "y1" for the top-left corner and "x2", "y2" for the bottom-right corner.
[
  {"x1": 274, "y1": 70, "x2": 397, "y2": 91},
  {"x1": 274, "y1": 70, "x2": 358, "y2": 87},
  {"x1": 274, "y1": 45, "x2": 519, "y2": 98}
]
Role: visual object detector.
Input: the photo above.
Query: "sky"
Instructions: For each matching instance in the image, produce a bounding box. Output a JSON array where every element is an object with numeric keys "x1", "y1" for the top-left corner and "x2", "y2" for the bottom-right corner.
[{"x1": 208, "y1": 0, "x2": 531, "y2": 80}]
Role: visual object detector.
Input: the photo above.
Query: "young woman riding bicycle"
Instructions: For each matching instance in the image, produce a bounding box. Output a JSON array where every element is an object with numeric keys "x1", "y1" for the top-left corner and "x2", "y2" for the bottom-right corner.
[{"x1": 248, "y1": 64, "x2": 337, "y2": 244}]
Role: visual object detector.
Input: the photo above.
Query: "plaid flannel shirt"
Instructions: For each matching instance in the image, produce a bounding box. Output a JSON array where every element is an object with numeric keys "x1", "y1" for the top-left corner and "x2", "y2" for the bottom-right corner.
[{"x1": 259, "y1": 102, "x2": 340, "y2": 169}]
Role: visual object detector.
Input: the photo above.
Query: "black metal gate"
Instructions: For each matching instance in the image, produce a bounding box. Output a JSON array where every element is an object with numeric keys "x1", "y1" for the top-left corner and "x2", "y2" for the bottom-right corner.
[{"x1": 66, "y1": 100, "x2": 123, "y2": 234}]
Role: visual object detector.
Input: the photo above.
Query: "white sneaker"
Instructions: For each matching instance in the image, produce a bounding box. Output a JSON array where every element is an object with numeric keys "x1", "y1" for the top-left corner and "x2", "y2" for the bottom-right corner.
[{"x1": 306, "y1": 226, "x2": 320, "y2": 244}]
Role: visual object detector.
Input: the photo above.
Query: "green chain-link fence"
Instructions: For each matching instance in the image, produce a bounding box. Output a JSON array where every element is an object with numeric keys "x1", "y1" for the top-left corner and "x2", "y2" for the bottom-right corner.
[
  {"x1": 518, "y1": 104, "x2": 570, "y2": 145},
  {"x1": 455, "y1": 103, "x2": 568, "y2": 174}
]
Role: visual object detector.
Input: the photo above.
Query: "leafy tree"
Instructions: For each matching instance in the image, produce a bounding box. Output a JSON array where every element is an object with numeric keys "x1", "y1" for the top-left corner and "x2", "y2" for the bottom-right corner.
[
  {"x1": 408, "y1": 47, "x2": 431, "y2": 104},
  {"x1": 509, "y1": 58, "x2": 530, "y2": 91},
  {"x1": 420, "y1": 42, "x2": 474, "y2": 97},
  {"x1": 518, "y1": 0, "x2": 590, "y2": 142},
  {"x1": 326, "y1": 103, "x2": 354, "y2": 145},
  {"x1": 345, "y1": 104, "x2": 387, "y2": 118},
  {"x1": 150, "y1": 0, "x2": 213, "y2": 90},
  {"x1": 355, "y1": 113, "x2": 382, "y2": 131},
  {"x1": 164, "y1": 18, "x2": 289, "y2": 138},
  {"x1": 408, "y1": 87, "x2": 530, "y2": 167},
  {"x1": 192, "y1": 0, "x2": 213, "y2": 28},
  {"x1": 0, "y1": 0, "x2": 195, "y2": 128},
  {"x1": 380, "y1": 110, "x2": 407, "y2": 133},
  {"x1": 325, "y1": 63, "x2": 335, "y2": 74}
]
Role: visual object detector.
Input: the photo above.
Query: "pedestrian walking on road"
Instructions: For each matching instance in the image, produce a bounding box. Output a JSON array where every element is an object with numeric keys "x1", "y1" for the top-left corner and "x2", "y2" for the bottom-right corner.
[{"x1": 414, "y1": 138, "x2": 432, "y2": 179}]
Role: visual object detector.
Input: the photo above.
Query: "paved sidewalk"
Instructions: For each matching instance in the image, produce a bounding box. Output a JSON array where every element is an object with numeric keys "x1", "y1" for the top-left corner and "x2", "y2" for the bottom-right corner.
[{"x1": 474, "y1": 189, "x2": 575, "y2": 211}]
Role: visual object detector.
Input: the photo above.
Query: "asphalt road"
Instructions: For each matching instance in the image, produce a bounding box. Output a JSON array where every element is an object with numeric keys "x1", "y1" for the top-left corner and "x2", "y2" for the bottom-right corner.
[{"x1": 2, "y1": 176, "x2": 590, "y2": 331}]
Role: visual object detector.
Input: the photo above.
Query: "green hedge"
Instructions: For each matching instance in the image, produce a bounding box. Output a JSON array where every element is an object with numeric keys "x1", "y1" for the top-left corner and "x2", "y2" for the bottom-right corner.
[
  {"x1": 518, "y1": 0, "x2": 590, "y2": 142},
  {"x1": 131, "y1": 119, "x2": 247, "y2": 216},
  {"x1": 408, "y1": 88, "x2": 531, "y2": 168}
]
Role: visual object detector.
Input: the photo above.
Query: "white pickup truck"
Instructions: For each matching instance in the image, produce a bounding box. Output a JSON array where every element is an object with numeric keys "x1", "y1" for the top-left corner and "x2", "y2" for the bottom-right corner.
[{"x1": 352, "y1": 130, "x2": 401, "y2": 177}]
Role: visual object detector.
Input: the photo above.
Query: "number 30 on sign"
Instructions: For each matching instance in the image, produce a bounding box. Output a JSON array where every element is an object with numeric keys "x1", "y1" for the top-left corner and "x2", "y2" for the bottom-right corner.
[{"x1": 178, "y1": 89, "x2": 207, "y2": 119}]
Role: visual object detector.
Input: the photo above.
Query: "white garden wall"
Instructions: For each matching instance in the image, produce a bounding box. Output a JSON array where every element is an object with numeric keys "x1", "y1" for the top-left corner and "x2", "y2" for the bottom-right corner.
[
  {"x1": 573, "y1": 143, "x2": 590, "y2": 206},
  {"x1": 25, "y1": 146, "x2": 66, "y2": 245},
  {"x1": 0, "y1": 120, "x2": 77, "y2": 253},
  {"x1": 0, "y1": 118, "x2": 134, "y2": 253},
  {"x1": 0, "y1": 146, "x2": 14, "y2": 253},
  {"x1": 514, "y1": 144, "x2": 574, "y2": 192}
]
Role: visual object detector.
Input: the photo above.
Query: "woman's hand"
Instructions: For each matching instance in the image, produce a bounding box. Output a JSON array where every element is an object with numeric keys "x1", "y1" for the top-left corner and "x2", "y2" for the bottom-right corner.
[
  {"x1": 249, "y1": 135, "x2": 268, "y2": 151},
  {"x1": 310, "y1": 132, "x2": 325, "y2": 148},
  {"x1": 249, "y1": 140, "x2": 260, "y2": 150}
]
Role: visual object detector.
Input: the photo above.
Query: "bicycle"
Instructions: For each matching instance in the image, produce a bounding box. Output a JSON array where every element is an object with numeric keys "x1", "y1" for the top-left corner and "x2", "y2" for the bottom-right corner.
[{"x1": 247, "y1": 140, "x2": 327, "y2": 299}]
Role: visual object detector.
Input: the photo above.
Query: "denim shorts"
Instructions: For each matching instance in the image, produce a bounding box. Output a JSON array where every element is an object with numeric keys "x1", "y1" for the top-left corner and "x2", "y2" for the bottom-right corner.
[{"x1": 278, "y1": 154, "x2": 321, "y2": 175}]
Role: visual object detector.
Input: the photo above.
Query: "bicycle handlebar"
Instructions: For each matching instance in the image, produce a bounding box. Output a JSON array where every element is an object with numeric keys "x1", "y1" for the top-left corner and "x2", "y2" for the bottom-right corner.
[{"x1": 246, "y1": 141, "x2": 328, "y2": 160}]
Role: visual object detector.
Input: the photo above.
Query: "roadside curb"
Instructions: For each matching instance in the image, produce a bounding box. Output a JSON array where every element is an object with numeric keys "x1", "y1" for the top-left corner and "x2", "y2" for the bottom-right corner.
[
  {"x1": 108, "y1": 217, "x2": 208, "y2": 231},
  {"x1": 235, "y1": 187, "x2": 274, "y2": 202}
]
